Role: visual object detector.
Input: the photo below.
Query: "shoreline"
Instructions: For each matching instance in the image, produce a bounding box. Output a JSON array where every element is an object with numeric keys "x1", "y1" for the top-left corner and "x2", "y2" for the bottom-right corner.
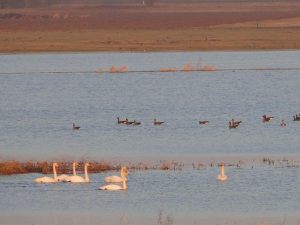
[
  {"x1": 1, "y1": 154, "x2": 300, "y2": 175},
  {"x1": 1, "y1": 48, "x2": 300, "y2": 54},
  {"x1": 0, "y1": 211, "x2": 299, "y2": 225}
]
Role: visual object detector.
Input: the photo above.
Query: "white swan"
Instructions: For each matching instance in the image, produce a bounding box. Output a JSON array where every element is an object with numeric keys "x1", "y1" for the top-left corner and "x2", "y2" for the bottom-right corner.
[
  {"x1": 34, "y1": 162, "x2": 59, "y2": 183},
  {"x1": 104, "y1": 167, "x2": 128, "y2": 183},
  {"x1": 217, "y1": 164, "x2": 228, "y2": 181},
  {"x1": 66, "y1": 162, "x2": 90, "y2": 183},
  {"x1": 57, "y1": 174, "x2": 70, "y2": 182},
  {"x1": 57, "y1": 162, "x2": 77, "y2": 182},
  {"x1": 99, "y1": 172, "x2": 127, "y2": 191}
]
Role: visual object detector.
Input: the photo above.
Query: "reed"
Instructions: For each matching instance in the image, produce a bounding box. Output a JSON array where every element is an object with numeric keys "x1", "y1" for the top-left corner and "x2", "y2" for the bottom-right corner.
[
  {"x1": 160, "y1": 161, "x2": 170, "y2": 170},
  {"x1": 0, "y1": 161, "x2": 25, "y2": 175},
  {"x1": 0, "y1": 157, "x2": 299, "y2": 175}
]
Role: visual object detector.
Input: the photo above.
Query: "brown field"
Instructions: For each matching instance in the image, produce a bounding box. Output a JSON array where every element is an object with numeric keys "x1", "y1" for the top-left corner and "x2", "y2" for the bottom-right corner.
[{"x1": 0, "y1": 1, "x2": 300, "y2": 52}]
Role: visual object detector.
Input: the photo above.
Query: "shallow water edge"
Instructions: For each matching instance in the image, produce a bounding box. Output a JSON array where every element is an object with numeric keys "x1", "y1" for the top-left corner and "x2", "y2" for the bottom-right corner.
[{"x1": 0, "y1": 212, "x2": 299, "y2": 225}]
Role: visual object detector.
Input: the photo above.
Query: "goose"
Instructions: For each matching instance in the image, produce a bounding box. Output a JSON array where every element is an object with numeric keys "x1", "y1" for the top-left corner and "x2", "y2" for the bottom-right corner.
[
  {"x1": 229, "y1": 122, "x2": 239, "y2": 129},
  {"x1": 199, "y1": 120, "x2": 209, "y2": 125},
  {"x1": 99, "y1": 172, "x2": 127, "y2": 191},
  {"x1": 132, "y1": 120, "x2": 141, "y2": 126},
  {"x1": 105, "y1": 167, "x2": 128, "y2": 183},
  {"x1": 233, "y1": 121, "x2": 242, "y2": 125},
  {"x1": 280, "y1": 120, "x2": 286, "y2": 127},
  {"x1": 66, "y1": 162, "x2": 90, "y2": 183},
  {"x1": 72, "y1": 123, "x2": 80, "y2": 130},
  {"x1": 229, "y1": 119, "x2": 241, "y2": 129},
  {"x1": 124, "y1": 118, "x2": 134, "y2": 125},
  {"x1": 293, "y1": 114, "x2": 300, "y2": 121},
  {"x1": 117, "y1": 117, "x2": 127, "y2": 124},
  {"x1": 154, "y1": 119, "x2": 164, "y2": 125},
  {"x1": 217, "y1": 163, "x2": 228, "y2": 181},
  {"x1": 34, "y1": 163, "x2": 59, "y2": 183},
  {"x1": 262, "y1": 115, "x2": 273, "y2": 123}
]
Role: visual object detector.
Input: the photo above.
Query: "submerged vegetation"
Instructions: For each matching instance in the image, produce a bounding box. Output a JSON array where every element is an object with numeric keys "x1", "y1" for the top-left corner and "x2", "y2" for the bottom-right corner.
[{"x1": 0, "y1": 157, "x2": 299, "y2": 175}]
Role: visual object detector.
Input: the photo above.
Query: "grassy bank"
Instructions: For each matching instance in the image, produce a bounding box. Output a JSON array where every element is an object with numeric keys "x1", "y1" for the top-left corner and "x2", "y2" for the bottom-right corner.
[
  {"x1": 0, "y1": 157, "x2": 298, "y2": 175},
  {"x1": 0, "y1": 160, "x2": 184, "y2": 175},
  {"x1": 1, "y1": 27, "x2": 300, "y2": 53}
]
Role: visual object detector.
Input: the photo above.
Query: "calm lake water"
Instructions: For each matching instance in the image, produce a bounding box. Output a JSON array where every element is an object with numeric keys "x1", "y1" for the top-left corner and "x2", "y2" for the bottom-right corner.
[
  {"x1": 0, "y1": 51, "x2": 300, "y2": 224},
  {"x1": 1, "y1": 51, "x2": 300, "y2": 160}
]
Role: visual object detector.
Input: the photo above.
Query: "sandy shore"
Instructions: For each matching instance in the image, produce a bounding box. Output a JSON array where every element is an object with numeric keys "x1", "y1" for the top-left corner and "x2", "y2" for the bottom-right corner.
[{"x1": 0, "y1": 1, "x2": 300, "y2": 52}]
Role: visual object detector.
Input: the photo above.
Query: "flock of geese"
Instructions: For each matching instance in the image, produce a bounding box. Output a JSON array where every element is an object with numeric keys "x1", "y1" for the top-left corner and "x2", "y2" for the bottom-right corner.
[
  {"x1": 34, "y1": 162, "x2": 129, "y2": 190},
  {"x1": 71, "y1": 114, "x2": 300, "y2": 130},
  {"x1": 46, "y1": 113, "x2": 300, "y2": 190},
  {"x1": 34, "y1": 162, "x2": 228, "y2": 189}
]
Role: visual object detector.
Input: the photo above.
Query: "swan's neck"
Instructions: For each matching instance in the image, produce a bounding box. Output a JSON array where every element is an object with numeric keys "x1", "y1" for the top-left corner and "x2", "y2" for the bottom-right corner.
[
  {"x1": 122, "y1": 178, "x2": 127, "y2": 190},
  {"x1": 220, "y1": 166, "x2": 225, "y2": 176},
  {"x1": 84, "y1": 164, "x2": 89, "y2": 182},
  {"x1": 53, "y1": 164, "x2": 57, "y2": 180},
  {"x1": 72, "y1": 163, "x2": 77, "y2": 176}
]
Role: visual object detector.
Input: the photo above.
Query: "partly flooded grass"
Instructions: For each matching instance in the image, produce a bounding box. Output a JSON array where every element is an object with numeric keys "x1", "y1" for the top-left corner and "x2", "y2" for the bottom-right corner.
[{"x1": 1, "y1": 156, "x2": 299, "y2": 175}]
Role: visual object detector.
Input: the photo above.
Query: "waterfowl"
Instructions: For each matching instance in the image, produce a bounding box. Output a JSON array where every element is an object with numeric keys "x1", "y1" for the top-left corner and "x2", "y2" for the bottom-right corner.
[
  {"x1": 199, "y1": 120, "x2": 209, "y2": 125},
  {"x1": 99, "y1": 172, "x2": 127, "y2": 191},
  {"x1": 57, "y1": 162, "x2": 78, "y2": 182},
  {"x1": 117, "y1": 117, "x2": 127, "y2": 124},
  {"x1": 229, "y1": 122, "x2": 238, "y2": 129},
  {"x1": 105, "y1": 167, "x2": 128, "y2": 183},
  {"x1": 34, "y1": 163, "x2": 58, "y2": 183},
  {"x1": 132, "y1": 120, "x2": 141, "y2": 126},
  {"x1": 262, "y1": 115, "x2": 273, "y2": 123},
  {"x1": 124, "y1": 118, "x2": 134, "y2": 125},
  {"x1": 217, "y1": 163, "x2": 228, "y2": 181},
  {"x1": 229, "y1": 119, "x2": 241, "y2": 129},
  {"x1": 154, "y1": 119, "x2": 164, "y2": 125},
  {"x1": 72, "y1": 123, "x2": 80, "y2": 130},
  {"x1": 66, "y1": 162, "x2": 90, "y2": 183},
  {"x1": 293, "y1": 114, "x2": 300, "y2": 121},
  {"x1": 280, "y1": 120, "x2": 286, "y2": 127}
]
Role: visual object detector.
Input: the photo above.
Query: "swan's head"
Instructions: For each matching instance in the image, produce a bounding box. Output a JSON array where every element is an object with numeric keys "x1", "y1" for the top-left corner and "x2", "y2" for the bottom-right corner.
[
  {"x1": 53, "y1": 162, "x2": 59, "y2": 167},
  {"x1": 85, "y1": 162, "x2": 90, "y2": 167},
  {"x1": 121, "y1": 167, "x2": 129, "y2": 176},
  {"x1": 73, "y1": 161, "x2": 79, "y2": 166},
  {"x1": 218, "y1": 163, "x2": 225, "y2": 168}
]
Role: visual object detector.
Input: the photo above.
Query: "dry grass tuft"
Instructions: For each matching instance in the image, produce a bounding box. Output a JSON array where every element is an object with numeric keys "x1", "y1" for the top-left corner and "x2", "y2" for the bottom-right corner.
[
  {"x1": 88, "y1": 161, "x2": 116, "y2": 173},
  {"x1": 160, "y1": 161, "x2": 170, "y2": 170},
  {"x1": 0, "y1": 161, "x2": 25, "y2": 175}
]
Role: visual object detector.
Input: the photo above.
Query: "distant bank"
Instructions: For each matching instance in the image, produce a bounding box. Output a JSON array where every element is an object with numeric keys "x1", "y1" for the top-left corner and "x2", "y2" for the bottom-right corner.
[
  {"x1": 0, "y1": 2, "x2": 300, "y2": 52},
  {"x1": 1, "y1": 27, "x2": 300, "y2": 53}
]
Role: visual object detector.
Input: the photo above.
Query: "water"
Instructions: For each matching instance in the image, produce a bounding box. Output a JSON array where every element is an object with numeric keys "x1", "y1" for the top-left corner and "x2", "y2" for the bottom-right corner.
[
  {"x1": 1, "y1": 51, "x2": 300, "y2": 224},
  {"x1": 0, "y1": 167, "x2": 300, "y2": 224},
  {"x1": 1, "y1": 51, "x2": 300, "y2": 160}
]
